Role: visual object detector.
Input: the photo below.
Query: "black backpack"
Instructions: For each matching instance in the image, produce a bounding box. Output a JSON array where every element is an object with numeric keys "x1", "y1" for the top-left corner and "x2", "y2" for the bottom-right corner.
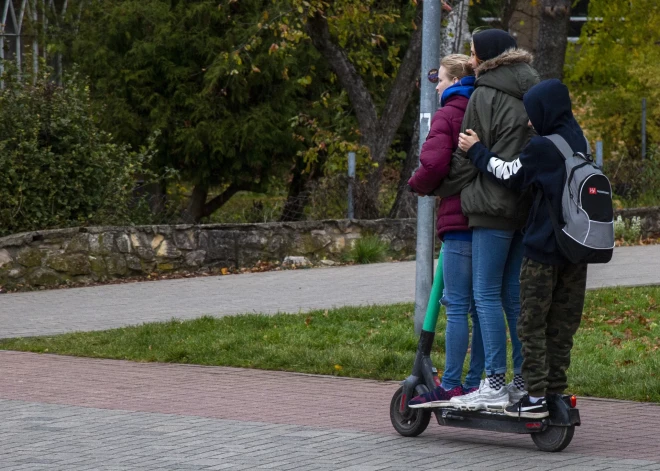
[{"x1": 541, "y1": 134, "x2": 614, "y2": 264}]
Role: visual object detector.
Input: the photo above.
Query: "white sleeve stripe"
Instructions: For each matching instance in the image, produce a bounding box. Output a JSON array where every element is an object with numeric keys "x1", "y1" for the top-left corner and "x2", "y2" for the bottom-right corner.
[{"x1": 486, "y1": 157, "x2": 522, "y2": 180}]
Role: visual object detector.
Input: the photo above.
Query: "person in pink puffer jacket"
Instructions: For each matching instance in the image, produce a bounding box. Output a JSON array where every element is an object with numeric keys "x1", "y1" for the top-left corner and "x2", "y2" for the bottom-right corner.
[{"x1": 407, "y1": 54, "x2": 485, "y2": 408}]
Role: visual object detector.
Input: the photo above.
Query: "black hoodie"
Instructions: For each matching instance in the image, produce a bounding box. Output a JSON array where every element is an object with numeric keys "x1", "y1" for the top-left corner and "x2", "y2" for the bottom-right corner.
[{"x1": 466, "y1": 79, "x2": 587, "y2": 265}]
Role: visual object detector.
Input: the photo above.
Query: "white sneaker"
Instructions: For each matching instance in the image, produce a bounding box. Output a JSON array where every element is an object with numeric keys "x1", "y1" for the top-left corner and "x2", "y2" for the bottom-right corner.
[
  {"x1": 506, "y1": 382, "x2": 527, "y2": 404},
  {"x1": 448, "y1": 379, "x2": 509, "y2": 411}
]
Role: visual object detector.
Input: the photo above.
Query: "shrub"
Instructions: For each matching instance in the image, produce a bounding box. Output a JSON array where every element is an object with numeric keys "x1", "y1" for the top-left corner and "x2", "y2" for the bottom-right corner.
[
  {"x1": 614, "y1": 215, "x2": 642, "y2": 243},
  {"x1": 346, "y1": 235, "x2": 390, "y2": 264},
  {"x1": 605, "y1": 150, "x2": 660, "y2": 207},
  {"x1": 0, "y1": 70, "x2": 155, "y2": 236}
]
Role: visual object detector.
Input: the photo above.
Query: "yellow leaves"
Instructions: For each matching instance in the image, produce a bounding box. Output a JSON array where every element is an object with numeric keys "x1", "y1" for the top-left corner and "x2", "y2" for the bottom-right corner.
[
  {"x1": 231, "y1": 51, "x2": 242, "y2": 66},
  {"x1": 297, "y1": 75, "x2": 313, "y2": 86},
  {"x1": 251, "y1": 65, "x2": 261, "y2": 73},
  {"x1": 221, "y1": 267, "x2": 228, "y2": 275},
  {"x1": 268, "y1": 43, "x2": 279, "y2": 54},
  {"x1": 334, "y1": 364, "x2": 343, "y2": 371}
]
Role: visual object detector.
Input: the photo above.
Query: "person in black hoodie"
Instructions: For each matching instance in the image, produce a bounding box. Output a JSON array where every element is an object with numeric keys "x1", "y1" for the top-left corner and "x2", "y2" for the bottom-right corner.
[{"x1": 456, "y1": 79, "x2": 588, "y2": 419}]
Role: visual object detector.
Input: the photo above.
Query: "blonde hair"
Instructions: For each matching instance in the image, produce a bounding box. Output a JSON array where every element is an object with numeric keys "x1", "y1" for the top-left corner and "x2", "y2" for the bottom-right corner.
[{"x1": 440, "y1": 54, "x2": 474, "y2": 81}]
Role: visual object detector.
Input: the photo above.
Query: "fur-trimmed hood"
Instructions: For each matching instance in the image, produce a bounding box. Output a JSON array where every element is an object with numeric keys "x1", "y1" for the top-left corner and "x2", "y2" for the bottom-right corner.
[
  {"x1": 475, "y1": 48, "x2": 534, "y2": 76},
  {"x1": 475, "y1": 48, "x2": 539, "y2": 99}
]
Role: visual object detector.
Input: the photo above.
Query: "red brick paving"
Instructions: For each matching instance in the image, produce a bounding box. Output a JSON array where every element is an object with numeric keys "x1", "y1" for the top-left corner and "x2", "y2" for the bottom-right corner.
[{"x1": 1, "y1": 351, "x2": 659, "y2": 462}]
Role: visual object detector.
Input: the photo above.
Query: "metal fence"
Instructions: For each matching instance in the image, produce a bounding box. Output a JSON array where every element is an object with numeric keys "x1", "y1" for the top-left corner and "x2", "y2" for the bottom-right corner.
[{"x1": 0, "y1": 0, "x2": 72, "y2": 84}]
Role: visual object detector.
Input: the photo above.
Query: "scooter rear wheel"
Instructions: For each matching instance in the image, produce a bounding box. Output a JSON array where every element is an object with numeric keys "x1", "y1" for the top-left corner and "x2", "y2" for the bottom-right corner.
[
  {"x1": 531, "y1": 425, "x2": 575, "y2": 452},
  {"x1": 389, "y1": 386, "x2": 431, "y2": 437}
]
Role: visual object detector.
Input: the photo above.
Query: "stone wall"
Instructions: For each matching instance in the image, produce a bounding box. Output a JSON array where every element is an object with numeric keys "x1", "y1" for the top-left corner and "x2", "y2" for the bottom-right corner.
[
  {"x1": 0, "y1": 219, "x2": 416, "y2": 288},
  {"x1": 0, "y1": 207, "x2": 658, "y2": 289}
]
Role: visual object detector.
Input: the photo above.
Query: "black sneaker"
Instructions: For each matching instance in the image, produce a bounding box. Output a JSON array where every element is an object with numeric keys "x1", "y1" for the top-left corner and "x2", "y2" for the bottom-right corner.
[{"x1": 504, "y1": 394, "x2": 549, "y2": 419}]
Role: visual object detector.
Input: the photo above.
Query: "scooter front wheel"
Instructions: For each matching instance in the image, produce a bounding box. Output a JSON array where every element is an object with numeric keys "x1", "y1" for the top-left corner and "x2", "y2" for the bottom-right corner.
[
  {"x1": 389, "y1": 386, "x2": 431, "y2": 437},
  {"x1": 531, "y1": 425, "x2": 575, "y2": 452}
]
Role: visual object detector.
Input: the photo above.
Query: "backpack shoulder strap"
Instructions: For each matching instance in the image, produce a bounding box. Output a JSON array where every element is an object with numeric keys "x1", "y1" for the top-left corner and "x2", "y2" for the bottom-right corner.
[{"x1": 544, "y1": 134, "x2": 574, "y2": 160}]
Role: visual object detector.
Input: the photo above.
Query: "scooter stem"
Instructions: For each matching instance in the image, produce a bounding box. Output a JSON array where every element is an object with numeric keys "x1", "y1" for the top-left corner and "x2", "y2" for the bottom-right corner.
[{"x1": 421, "y1": 248, "x2": 444, "y2": 333}]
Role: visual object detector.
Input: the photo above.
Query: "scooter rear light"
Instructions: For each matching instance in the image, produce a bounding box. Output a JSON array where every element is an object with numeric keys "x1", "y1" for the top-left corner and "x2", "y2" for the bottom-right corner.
[
  {"x1": 400, "y1": 394, "x2": 407, "y2": 412},
  {"x1": 525, "y1": 422, "x2": 543, "y2": 429},
  {"x1": 570, "y1": 395, "x2": 577, "y2": 408}
]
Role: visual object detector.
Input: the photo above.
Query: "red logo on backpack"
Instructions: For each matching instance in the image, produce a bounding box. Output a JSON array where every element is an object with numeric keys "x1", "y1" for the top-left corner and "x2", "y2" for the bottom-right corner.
[{"x1": 589, "y1": 187, "x2": 597, "y2": 195}]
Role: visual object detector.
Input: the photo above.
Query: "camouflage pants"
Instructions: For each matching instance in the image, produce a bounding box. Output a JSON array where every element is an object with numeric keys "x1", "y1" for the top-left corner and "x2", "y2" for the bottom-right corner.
[{"x1": 518, "y1": 257, "x2": 587, "y2": 397}]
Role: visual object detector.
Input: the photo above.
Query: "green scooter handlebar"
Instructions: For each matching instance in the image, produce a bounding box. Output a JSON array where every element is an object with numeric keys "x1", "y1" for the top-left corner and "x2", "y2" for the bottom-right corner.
[{"x1": 421, "y1": 249, "x2": 444, "y2": 332}]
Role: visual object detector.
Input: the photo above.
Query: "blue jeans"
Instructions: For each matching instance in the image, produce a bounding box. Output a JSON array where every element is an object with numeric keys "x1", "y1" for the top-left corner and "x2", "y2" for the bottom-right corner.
[
  {"x1": 472, "y1": 228, "x2": 524, "y2": 377},
  {"x1": 440, "y1": 239, "x2": 485, "y2": 390}
]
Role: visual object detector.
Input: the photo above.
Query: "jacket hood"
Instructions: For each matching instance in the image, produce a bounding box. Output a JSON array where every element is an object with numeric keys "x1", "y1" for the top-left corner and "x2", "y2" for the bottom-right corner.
[
  {"x1": 523, "y1": 79, "x2": 586, "y2": 152},
  {"x1": 475, "y1": 49, "x2": 539, "y2": 99}
]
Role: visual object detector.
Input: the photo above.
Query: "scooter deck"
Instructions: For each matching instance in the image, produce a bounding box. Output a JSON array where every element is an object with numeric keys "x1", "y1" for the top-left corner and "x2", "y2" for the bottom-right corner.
[{"x1": 433, "y1": 406, "x2": 580, "y2": 434}]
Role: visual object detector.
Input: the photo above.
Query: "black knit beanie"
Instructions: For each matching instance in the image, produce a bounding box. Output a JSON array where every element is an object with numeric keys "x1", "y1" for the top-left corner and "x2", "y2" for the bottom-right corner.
[{"x1": 472, "y1": 29, "x2": 517, "y2": 62}]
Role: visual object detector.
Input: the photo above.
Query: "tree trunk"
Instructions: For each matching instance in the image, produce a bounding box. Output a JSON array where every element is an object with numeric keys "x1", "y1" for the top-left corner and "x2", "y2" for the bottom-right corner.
[
  {"x1": 133, "y1": 177, "x2": 167, "y2": 216},
  {"x1": 389, "y1": 102, "x2": 420, "y2": 219},
  {"x1": 305, "y1": 3, "x2": 423, "y2": 219},
  {"x1": 150, "y1": 179, "x2": 168, "y2": 216},
  {"x1": 534, "y1": 0, "x2": 572, "y2": 80},
  {"x1": 499, "y1": 0, "x2": 520, "y2": 32},
  {"x1": 440, "y1": 0, "x2": 471, "y2": 56},
  {"x1": 280, "y1": 158, "x2": 316, "y2": 222},
  {"x1": 182, "y1": 183, "x2": 209, "y2": 223},
  {"x1": 353, "y1": 138, "x2": 389, "y2": 219}
]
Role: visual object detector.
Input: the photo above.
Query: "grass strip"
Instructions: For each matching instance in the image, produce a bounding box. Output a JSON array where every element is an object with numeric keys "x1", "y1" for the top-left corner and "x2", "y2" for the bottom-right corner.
[{"x1": 2, "y1": 286, "x2": 659, "y2": 402}]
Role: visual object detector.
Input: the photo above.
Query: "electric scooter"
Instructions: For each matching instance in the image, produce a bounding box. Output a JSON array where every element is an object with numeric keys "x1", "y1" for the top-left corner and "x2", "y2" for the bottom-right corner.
[{"x1": 389, "y1": 250, "x2": 580, "y2": 452}]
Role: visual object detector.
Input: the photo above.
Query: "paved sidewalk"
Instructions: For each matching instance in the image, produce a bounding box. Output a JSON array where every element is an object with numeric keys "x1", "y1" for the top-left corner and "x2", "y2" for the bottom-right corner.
[
  {"x1": 1, "y1": 245, "x2": 659, "y2": 338},
  {"x1": 2, "y1": 245, "x2": 659, "y2": 470},
  {"x1": 2, "y1": 351, "x2": 660, "y2": 470}
]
